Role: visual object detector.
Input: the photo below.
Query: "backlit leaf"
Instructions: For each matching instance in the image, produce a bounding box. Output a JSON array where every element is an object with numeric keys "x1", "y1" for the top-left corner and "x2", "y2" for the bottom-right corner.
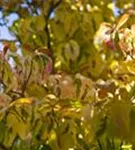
[
  {"x1": 10, "y1": 98, "x2": 33, "y2": 107},
  {"x1": 115, "y1": 14, "x2": 130, "y2": 31}
]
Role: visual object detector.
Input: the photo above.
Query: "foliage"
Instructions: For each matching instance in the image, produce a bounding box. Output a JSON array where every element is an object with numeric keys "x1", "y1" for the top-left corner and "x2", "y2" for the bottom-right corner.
[{"x1": 0, "y1": 0, "x2": 135, "y2": 149}]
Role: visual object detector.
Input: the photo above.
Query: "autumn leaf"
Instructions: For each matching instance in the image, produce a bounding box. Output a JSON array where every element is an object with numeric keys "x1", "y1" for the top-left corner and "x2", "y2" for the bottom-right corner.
[
  {"x1": 9, "y1": 98, "x2": 33, "y2": 107},
  {"x1": 115, "y1": 14, "x2": 130, "y2": 31}
]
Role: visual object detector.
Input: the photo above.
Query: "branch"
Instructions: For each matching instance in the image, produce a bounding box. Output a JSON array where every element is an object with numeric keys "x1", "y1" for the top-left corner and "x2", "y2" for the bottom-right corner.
[
  {"x1": 44, "y1": 0, "x2": 62, "y2": 72},
  {"x1": 44, "y1": 0, "x2": 62, "y2": 49},
  {"x1": 0, "y1": 39, "x2": 18, "y2": 43}
]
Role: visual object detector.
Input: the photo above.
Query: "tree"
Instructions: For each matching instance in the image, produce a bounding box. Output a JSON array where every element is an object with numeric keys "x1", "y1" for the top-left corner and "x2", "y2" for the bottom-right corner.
[{"x1": 0, "y1": 0, "x2": 135, "y2": 149}]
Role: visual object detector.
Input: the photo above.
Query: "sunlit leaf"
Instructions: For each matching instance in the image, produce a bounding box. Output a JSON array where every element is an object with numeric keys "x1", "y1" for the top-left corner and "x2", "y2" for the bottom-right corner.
[
  {"x1": 115, "y1": 14, "x2": 130, "y2": 31},
  {"x1": 10, "y1": 98, "x2": 33, "y2": 107}
]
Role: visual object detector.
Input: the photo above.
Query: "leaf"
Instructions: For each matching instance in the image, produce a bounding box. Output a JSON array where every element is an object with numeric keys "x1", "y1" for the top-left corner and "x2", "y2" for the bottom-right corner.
[
  {"x1": 107, "y1": 100, "x2": 131, "y2": 139},
  {"x1": 63, "y1": 40, "x2": 80, "y2": 61},
  {"x1": 131, "y1": 24, "x2": 135, "y2": 36},
  {"x1": 88, "y1": 53, "x2": 106, "y2": 78},
  {"x1": 6, "y1": 113, "x2": 29, "y2": 139},
  {"x1": 98, "y1": 88, "x2": 108, "y2": 99},
  {"x1": 2, "y1": 42, "x2": 9, "y2": 55},
  {"x1": 0, "y1": 121, "x2": 8, "y2": 144},
  {"x1": 4, "y1": 128, "x2": 16, "y2": 147},
  {"x1": 59, "y1": 75, "x2": 76, "y2": 99},
  {"x1": 129, "y1": 107, "x2": 135, "y2": 142},
  {"x1": 94, "y1": 22, "x2": 112, "y2": 49},
  {"x1": 10, "y1": 98, "x2": 33, "y2": 107},
  {"x1": 26, "y1": 84, "x2": 46, "y2": 99},
  {"x1": 87, "y1": 107, "x2": 106, "y2": 137},
  {"x1": 115, "y1": 14, "x2": 130, "y2": 31},
  {"x1": 55, "y1": 124, "x2": 74, "y2": 150},
  {"x1": 9, "y1": 42, "x2": 17, "y2": 52},
  {"x1": 50, "y1": 20, "x2": 66, "y2": 42},
  {"x1": 32, "y1": 15, "x2": 46, "y2": 31},
  {"x1": 92, "y1": 11, "x2": 104, "y2": 30},
  {"x1": 45, "y1": 61, "x2": 53, "y2": 75},
  {"x1": 64, "y1": 11, "x2": 80, "y2": 37}
]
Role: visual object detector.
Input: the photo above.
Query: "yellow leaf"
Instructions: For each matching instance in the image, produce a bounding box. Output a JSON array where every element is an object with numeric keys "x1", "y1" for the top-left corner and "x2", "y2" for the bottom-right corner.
[
  {"x1": 110, "y1": 60, "x2": 118, "y2": 70},
  {"x1": 131, "y1": 24, "x2": 135, "y2": 36},
  {"x1": 7, "y1": 114, "x2": 29, "y2": 139},
  {"x1": 115, "y1": 14, "x2": 129, "y2": 31},
  {"x1": 10, "y1": 98, "x2": 33, "y2": 107}
]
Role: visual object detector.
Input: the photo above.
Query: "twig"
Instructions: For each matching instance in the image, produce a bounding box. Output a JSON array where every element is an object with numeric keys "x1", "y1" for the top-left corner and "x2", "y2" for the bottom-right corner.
[
  {"x1": 44, "y1": 0, "x2": 62, "y2": 72},
  {"x1": 0, "y1": 39, "x2": 18, "y2": 43},
  {"x1": 46, "y1": 0, "x2": 62, "y2": 48}
]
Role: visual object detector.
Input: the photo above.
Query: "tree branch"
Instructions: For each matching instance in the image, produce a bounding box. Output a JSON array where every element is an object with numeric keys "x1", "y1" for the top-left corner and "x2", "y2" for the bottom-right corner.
[
  {"x1": 45, "y1": 0, "x2": 62, "y2": 47},
  {"x1": 44, "y1": 0, "x2": 62, "y2": 72},
  {"x1": 0, "y1": 39, "x2": 18, "y2": 43},
  {"x1": 44, "y1": 0, "x2": 62, "y2": 50}
]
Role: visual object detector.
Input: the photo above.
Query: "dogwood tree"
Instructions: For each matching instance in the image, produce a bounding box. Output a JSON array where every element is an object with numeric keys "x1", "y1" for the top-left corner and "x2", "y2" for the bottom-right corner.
[{"x1": 0, "y1": 0, "x2": 135, "y2": 149}]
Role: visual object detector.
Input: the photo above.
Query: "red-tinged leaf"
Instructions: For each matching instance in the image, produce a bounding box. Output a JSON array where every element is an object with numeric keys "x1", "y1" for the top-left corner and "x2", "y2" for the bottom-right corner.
[
  {"x1": 45, "y1": 61, "x2": 53, "y2": 74},
  {"x1": 3, "y1": 43, "x2": 9, "y2": 55}
]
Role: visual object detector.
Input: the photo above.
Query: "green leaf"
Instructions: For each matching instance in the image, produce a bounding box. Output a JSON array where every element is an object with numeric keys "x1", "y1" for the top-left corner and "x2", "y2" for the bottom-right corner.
[
  {"x1": 9, "y1": 42, "x2": 17, "y2": 52},
  {"x1": 107, "y1": 100, "x2": 131, "y2": 139},
  {"x1": 26, "y1": 83, "x2": 46, "y2": 99},
  {"x1": 63, "y1": 40, "x2": 80, "y2": 61},
  {"x1": 63, "y1": 11, "x2": 80, "y2": 37},
  {"x1": 6, "y1": 113, "x2": 29, "y2": 140},
  {"x1": 50, "y1": 20, "x2": 66, "y2": 42},
  {"x1": 129, "y1": 107, "x2": 135, "y2": 143},
  {"x1": 88, "y1": 53, "x2": 106, "y2": 78}
]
